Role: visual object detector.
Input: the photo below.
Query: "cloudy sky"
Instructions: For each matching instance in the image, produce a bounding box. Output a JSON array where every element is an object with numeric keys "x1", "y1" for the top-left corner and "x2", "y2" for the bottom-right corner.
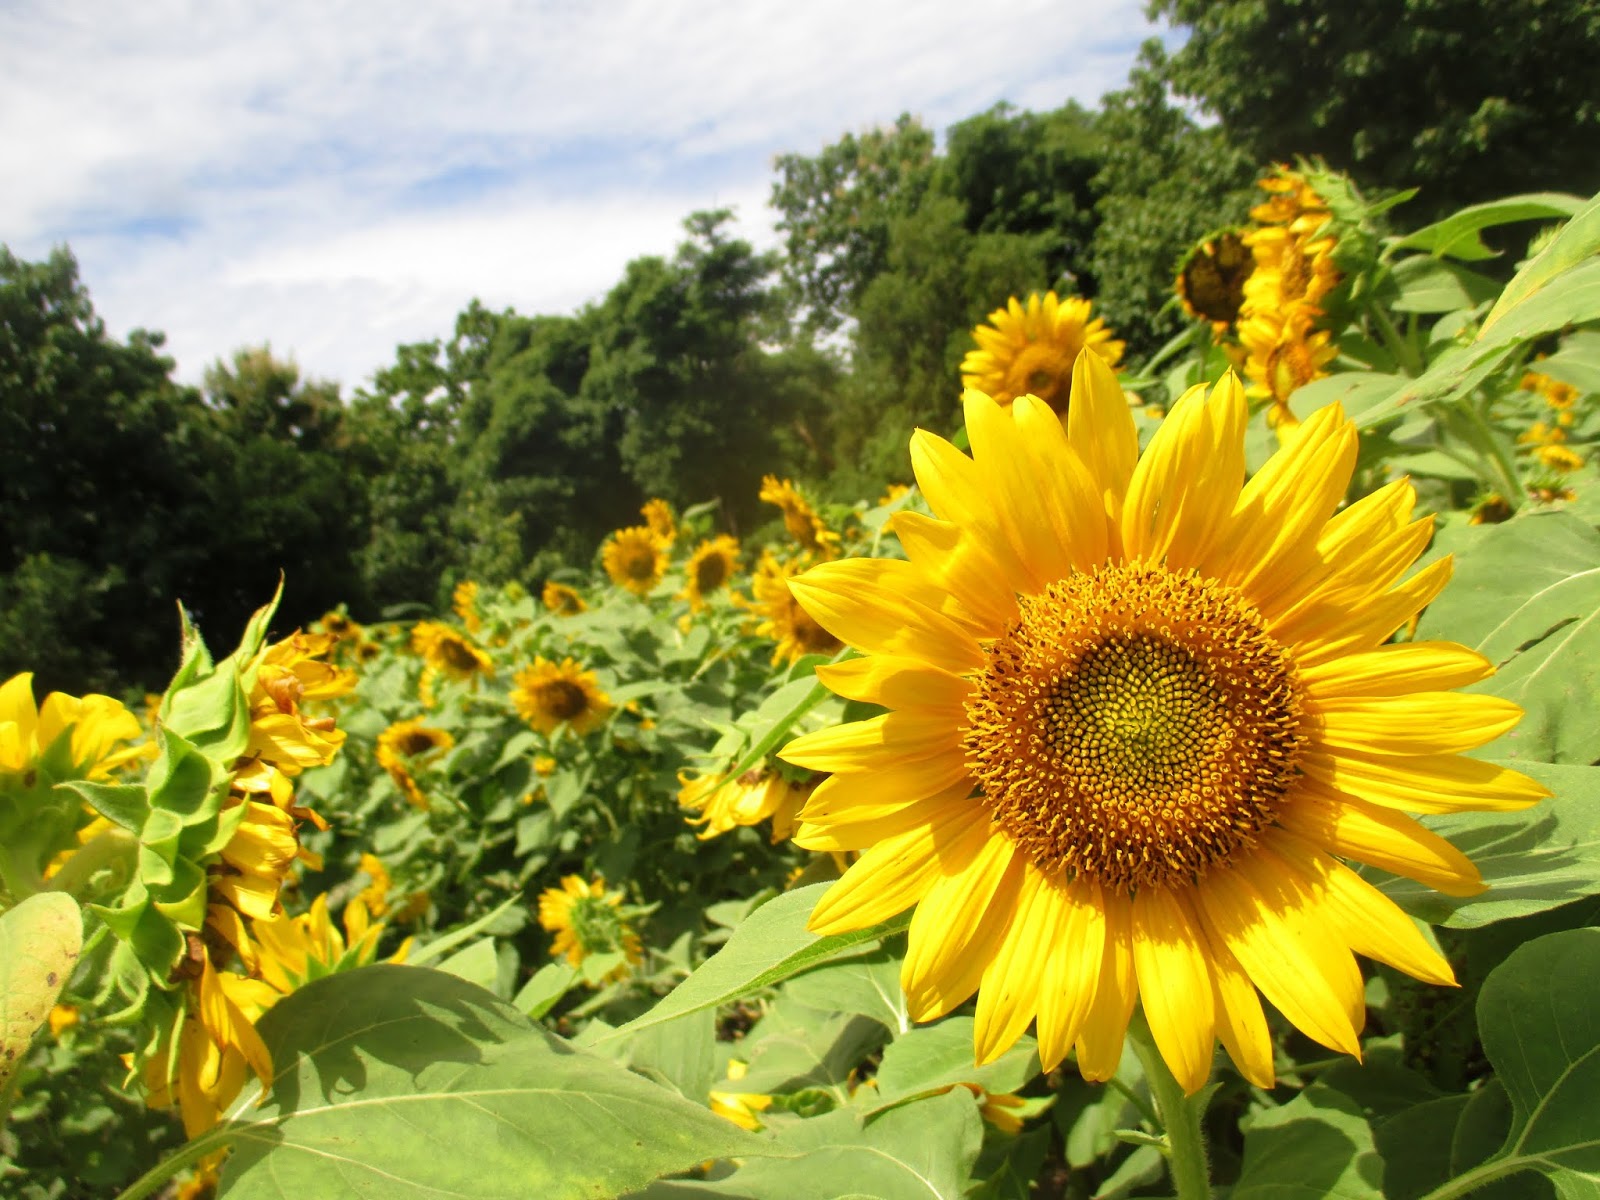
[{"x1": 3, "y1": 1, "x2": 1166, "y2": 390}]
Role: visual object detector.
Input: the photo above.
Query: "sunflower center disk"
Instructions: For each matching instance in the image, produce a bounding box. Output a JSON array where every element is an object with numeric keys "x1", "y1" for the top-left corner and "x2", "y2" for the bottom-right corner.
[
  {"x1": 963, "y1": 563, "x2": 1307, "y2": 893},
  {"x1": 1004, "y1": 342, "x2": 1072, "y2": 413},
  {"x1": 541, "y1": 681, "x2": 591, "y2": 720}
]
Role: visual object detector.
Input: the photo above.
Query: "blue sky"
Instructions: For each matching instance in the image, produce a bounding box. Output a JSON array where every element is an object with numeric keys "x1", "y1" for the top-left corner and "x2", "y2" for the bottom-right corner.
[{"x1": 2, "y1": 0, "x2": 1167, "y2": 389}]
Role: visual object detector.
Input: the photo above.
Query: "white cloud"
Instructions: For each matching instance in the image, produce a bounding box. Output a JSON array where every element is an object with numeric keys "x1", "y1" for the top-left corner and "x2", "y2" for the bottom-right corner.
[{"x1": 2, "y1": 0, "x2": 1160, "y2": 388}]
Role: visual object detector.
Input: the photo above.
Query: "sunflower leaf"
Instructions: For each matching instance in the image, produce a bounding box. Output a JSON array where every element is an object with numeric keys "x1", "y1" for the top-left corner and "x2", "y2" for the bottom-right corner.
[
  {"x1": 1232, "y1": 1083, "x2": 1384, "y2": 1200},
  {"x1": 0, "y1": 892, "x2": 82, "y2": 1094},
  {"x1": 591, "y1": 884, "x2": 910, "y2": 1048},
  {"x1": 216, "y1": 964, "x2": 779, "y2": 1200}
]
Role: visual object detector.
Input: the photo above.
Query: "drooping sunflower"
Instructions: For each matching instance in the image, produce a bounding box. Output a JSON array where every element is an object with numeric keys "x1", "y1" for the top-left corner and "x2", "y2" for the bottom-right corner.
[
  {"x1": 511, "y1": 657, "x2": 614, "y2": 736},
  {"x1": 538, "y1": 874, "x2": 642, "y2": 981},
  {"x1": 1176, "y1": 230, "x2": 1253, "y2": 332},
  {"x1": 744, "y1": 553, "x2": 842, "y2": 666},
  {"x1": 375, "y1": 718, "x2": 455, "y2": 809},
  {"x1": 678, "y1": 765, "x2": 813, "y2": 843},
  {"x1": 960, "y1": 291, "x2": 1124, "y2": 417},
  {"x1": 759, "y1": 476, "x2": 840, "y2": 560},
  {"x1": 780, "y1": 353, "x2": 1545, "y2": 1094},
  {"x1": 641, "y1": 497, "x2": 678, "y2": 547},
  {"x1": 680, "y1": 535, "x2": 741, "y2": 612},
  {"x1": 603, "y1": 525, "x2": 668, "y2": 597},
  {"x1": 542, "y1": 580, "x2": 588, "y2": 615}
]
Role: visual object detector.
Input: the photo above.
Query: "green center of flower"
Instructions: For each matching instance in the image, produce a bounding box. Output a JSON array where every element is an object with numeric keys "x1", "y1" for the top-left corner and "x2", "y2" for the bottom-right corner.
[
  {"x1": 963, "y1": 562, "x2": 1307, "y2": 892},
  {"x1": 569, "y1": 895, "x2": 628, "y2": 955}
]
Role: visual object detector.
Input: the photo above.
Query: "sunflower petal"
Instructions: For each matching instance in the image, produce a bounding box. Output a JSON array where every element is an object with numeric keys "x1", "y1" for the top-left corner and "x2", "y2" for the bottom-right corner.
[
  {"x1": 1034, "y1": 877, "x2": 1105, "y2": 1072},
  {"x1": 911, "y1": 428, "x2": 1036, "y2": 595},
  {"x1": 1066, "y1": 349, "x2": 1138, "y2": 521},
  {"x1": 1203, "y1": 931, "x2": 1275, "y2": 1088},
  {"x1": 972, "y1": 858, "x2": 1057, "y2": 1062},
  {"x1": 1299, "y1": 642, "x2": 1493, "y2": 697},
  {"x1": 904, "y1": 834, "x2": 1022, "y2": 1021},
  {"x1": 1281, "y1": 783, "x2": 1485, "y2": 895},
  {"x1": 790, "y1": 559, "x2": 986, "y2": 672},
  {"x1": 891, "y1": 511, "x2": 1018, "y2": 630},
  {"x1": 1075, "y1": 892, "x2": 1138, "y2": 1081},
  {"x1": 1132, "y1": 888, "x2": 1217, "y2": 1093},
  {"x1": 1304, "y1": 748, "x2": 1548, "y2": 814},
  {"x1": 815, "y1": 656, "x2": 972, "y2": 715},
  {"x1": 1314, "y1": 692, "x2": 1523, "y2": 755},
  {"x1": 780, "y1": 711, "x2": 960, "y2": 772}
]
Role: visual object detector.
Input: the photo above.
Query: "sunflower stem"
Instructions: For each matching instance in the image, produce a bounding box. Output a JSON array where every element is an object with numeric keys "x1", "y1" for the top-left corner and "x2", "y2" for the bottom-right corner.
[
  {"x1": 111, "y1": 1125, "x2": 234, "y2": 1200},
  {"x1": 1129, "y1": 1015, "x2": 1213, "y2": 1200}
]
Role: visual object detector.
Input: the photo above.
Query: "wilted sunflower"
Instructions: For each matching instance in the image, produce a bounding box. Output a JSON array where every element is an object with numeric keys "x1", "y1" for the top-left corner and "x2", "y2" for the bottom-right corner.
[
  {"x1": 678, "y1": 765, "x2": 813, "y2": 842},
  {"x1": 538, "y1": 874, "x2": 642, "y2": 981},
  {"x1": 1176, "y1": 231, "x2": 1253, "y2": 331},
  {"x1": 512, "y1": 657, "x2": 613, "y2": 736},
  {"x1": 375, "y1": 718, "x2": 454, "y2": 809},
  {"x1": 745, "y1": 553, "x2": 842, "y2": 666},
  {"x1": 680, "y1": 535, "x2": 741, "y2": 612},
  {"x1": 603, "y1": 526, "x2": 667, "y2": 597},
  {"x1": 780, "y1": 353, "x2": 1545, "y2": 1094},
  {"x1": 760, "y1": 476, "x2": 840, "y2": 559},
  {"x1": 960, "y1": 291, "x2": 1124, "y2": 417},
  {"x1": 542, "y1": 580, "x2": 587, "y2": 615},
  {"x1": 641, "y1": 497, "x2": 678, "y2": 546}
]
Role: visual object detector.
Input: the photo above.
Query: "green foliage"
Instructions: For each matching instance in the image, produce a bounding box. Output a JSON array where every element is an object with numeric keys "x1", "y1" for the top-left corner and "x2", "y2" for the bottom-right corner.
[
  {"x1": 1151, "y1": 0, "x2": 1600, "y2": 220},
  {"x1": 0, "y1": 894, "x2": 81, "y2": 1095}
]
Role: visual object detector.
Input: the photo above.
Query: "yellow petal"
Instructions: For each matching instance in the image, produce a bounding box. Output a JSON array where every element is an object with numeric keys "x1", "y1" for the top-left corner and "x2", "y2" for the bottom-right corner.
[
  {"x1": 1314, "y1": 692, "x2": 1524, "y2": 755},
  {"x1": 780, "y1": 711, "x2": 961, "y2": 773},
  {"x1": 1132, "y1": 888, "x2": 1217, "y2": 1094},
  {"x1": 1299, "y1": 642, "x2": 1493, "y2": 698},
  {"x1": 891, "y1": 510, "x2": 1018, "y2": 630},
  {"x1": 1303, "y1": 748, "x2": 1548, "y2": 814},
  {"x1": 815, "y1": 656, "x2": 972, "y2": 715},
  {"x1": 1280, "y1": 783, "x2": 1485, "y2": 895},
  {"x1": 796, "y1": 766, "x2": 974, "y2": 829},
  {"x1": 1074, "y1": 891, "x2": 1137, "y2": 1081},
  {"x1": 1203, "y1": 931, "x2": 1274, "y2": 1089},
  {"x1": 790, "y1": 559, "x2": 985, "y2": 674},
  {"x1": 964, "y1": 389, "x2": 1066, "y2": 587},
  {"x1": 972, "y1": 859, "x2": 1056, "y2": 1063},
  {"x1": 1290, "y1": 556, "x2": 1454, "y2": 668},
  {"x1": 1065, "y1": 349, "x2": 1138, "y2": 523},
  {"x1": 910, "y1": 428, "x2": 1036, "y2": 595},
  {"x1": 903, "y1": 833, "x2": 1021, "y2": 1021},
  {"x1": 1006, "y1": 394, "x2": 1109, "y2": 572},
  {"x1": 1034, "y1": 877, "x2": 1105, "y2": 1073}
]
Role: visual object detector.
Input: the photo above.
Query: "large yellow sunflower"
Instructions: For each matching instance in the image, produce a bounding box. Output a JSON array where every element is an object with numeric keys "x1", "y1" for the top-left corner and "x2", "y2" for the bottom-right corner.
[
  {"x1": 960, "y1": 291, "x2": 1124, "y2": 417},
  {"x1": 603, "y1": 526, "x2": 668, "y2": 597},
  {"x1": 780, "y1": 353, "x2": 1545, "y2": 1094},
  {"x1": 511, "y1": 657, "x2": 613, "y2": 736},
  {"x1": 680, "y1": 535, "x2": 741, "y2": 612}
]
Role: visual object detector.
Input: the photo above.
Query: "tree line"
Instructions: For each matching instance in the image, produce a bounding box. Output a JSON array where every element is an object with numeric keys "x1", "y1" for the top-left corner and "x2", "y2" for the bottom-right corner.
[{"x1": 6, "y1": 0, "x2": 1597, "y2": 694}]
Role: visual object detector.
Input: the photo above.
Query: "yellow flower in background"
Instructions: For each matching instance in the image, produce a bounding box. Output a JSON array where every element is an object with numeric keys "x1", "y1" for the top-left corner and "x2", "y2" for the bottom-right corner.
[
  {"x1": 252, "y1": 893, "x2": 410, "y2": 994},
  {"x1": 48, "y1": 1004, "x2": 79, "y2": 1038},
  {"x1": 244, "y1": 631, "x2": 356, "y2": 777},
  {"x1": 878, "y1": 483, "x2": 912, "y2": 508},
  {"x1": 0, "y1": 673, "x2": 147, "y2": 780},
  {"x1": 642, "y1": 497, "x2": 678, "y2": 546},
  {"x1": 452, "y1": 580, "x2": 482, "y2": 632},
  {"x1": 960, "y1": 291, "x2": 1124, "y2": 417},
  {"x1": 678, "y1": 767, "x2": 812, "y2": 843},
  {"x1": 1241, "y1": 225, "x2": 1339, "y2": 318},
  {"x1": 542, "y1": 580, "x2": 588, "y2": 615},
  {"x1": 1239, "y1": 308, "x2": 1338, "y2": 428},
  {"x1": 375, "y1": 718, "x2": 454, "y2": 809},
  {"x1": 1518, "y1": 420, "x2": 1565, "y2": 447},
  {"x1": 1538, "y1": 444, "x2": 1586, "y2": 473},
  {"x1": 356, "y1": 852, "x2": 393, "y2": 917},
  {"x1": 780, "y1": 354, "x2": 1545, "y2": 1094},
  {"x1": 538, "y1": 875, "x2": 642, "y2": 980},
  {"x1": 1250, "y1": 165, "x2": 1332, "y2": 236},
  {"x1": 512, "y1": 657, "x2": 614, "y2": 736},
  {"x1": 603, "y1": 526, "x2": 668, "y2": 596},
  {"x1": 680, "y1": 535, "x2": 741, "y2": 612},
  {"x1": 1521, "y1": 370, "x2": 1580, "y2": 411},
  {"x1": 759, "y1": 476, "x2": 840, "y2": 560},
  {"x1": 1469, "y1": 494, "x2": 1513, "y2": 526},
  {"x1": 411, "y1": 621, "x2": 494, "y2": 682},
  {"x1": 745, "y1": 553, "x2": 842, "y2": 666},
  {"x1": 316, "y1": 610, "x2": 362, "y2": 642},
  {"x1": 710, "y1": 1060, "x2": 773, "y2": 1131},
  {"x1": 1176, "y1": 231, "x2": 1253, "y2": 332}
]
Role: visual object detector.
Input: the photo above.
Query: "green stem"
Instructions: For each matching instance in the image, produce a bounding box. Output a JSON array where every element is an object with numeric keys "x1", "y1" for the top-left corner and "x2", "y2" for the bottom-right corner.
[
  {"x1": 112, "y1": 1125, "x2": 235, "y2": 1200},
  {"x1": 1454, "y1": 400, "x2": 1525, "y2": 512},
  {"x1": 1412, "y1": 1156, "x2": 1533, "y2": 1200},
  {"x1": 1128, "y1": 1015, "x2": 1213, "y2": 1200},
  {"x1": 1368, "y1": 302, "x2": 1424, "y2": 377}
]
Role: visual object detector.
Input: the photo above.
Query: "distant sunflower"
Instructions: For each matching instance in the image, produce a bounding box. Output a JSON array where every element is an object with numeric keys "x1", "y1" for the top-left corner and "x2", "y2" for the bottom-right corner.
[
  {"x1": 641, "y1": 498, "x2": 678, "y2": 546},
  {"x1": 1537, "y1": 444, "x2": 1585, "y2": 473},
  {"x1": 745, "y1": 553, "x2": 842, "y2": 666},
  {"x1": 542, "y1": 580, "x2": 587, "y2": 615},
  {"x1": 678, "y1": 765, "x2": 813, "y2": 842},
  {"x1": 538, "y1": 875, "x2": 642, "y2": 981},
  {"x1": 375, "y1": 718, "x2": 454, "y2": 808},
  {"x1": 1239, "y1": 309, "x2": 1339, "y2": 430},
  {"x1": 780, "y1": 354, "x2": 1544, "y2": 1094},
  {"x1": 411, "y1": 621, "x2": 493, "y2": 681},
  {"x1": 960, "y1": 291, "x2": 1124, "y2": 417},
  {"x1": 759, "y1": 476, "x2": 840, "y2": 559},
  {"x1": 512, "y1": 657, "x2": 613, "y2": 736},
  {"x1": 1176, "y1": 231, "x2": 1253, "y2": 331},
  {"x1": 603, "y1": 526, "x2": 667, "y2": 597},
  {"x1": 680, "y1": 535, "x2": 741, "y2": 612},
  {"x1": 1250, "y1": 164, "x2": 1332, "y2": 236},
  {"x1": 452, "y1": 580, "x2": 482, "y2": 632}
]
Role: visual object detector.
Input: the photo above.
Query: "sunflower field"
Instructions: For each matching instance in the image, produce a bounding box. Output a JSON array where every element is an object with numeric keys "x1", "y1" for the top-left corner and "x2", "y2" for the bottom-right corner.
[{"x1": 5, "y1": 165, "x2": 1600, "y2": 1200}]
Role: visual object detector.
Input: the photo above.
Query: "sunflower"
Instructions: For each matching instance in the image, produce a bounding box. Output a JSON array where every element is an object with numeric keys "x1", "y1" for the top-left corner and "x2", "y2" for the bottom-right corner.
[
  {"x1": 452, "y1": 580, "x2": 482, "y2": 632},
  {"x1": 960, "y1": 291, "x2": 1124, "y2": 418},
  {"x1": 1240, "y1": 225, "x2": 1339, "y2": 318},
  {"x1": 537, "y1": 875, "x2": 642, "y2": 981},
  {"x1": 410, "y1": 622, "x2": 493, "y2": 713},
  {"x1": 680, "y1": 535, "x2": 741, "y2": 612},
  {"x1": 1250, "y1": 165, "x2": 1332, "y2": 236},
  {"x1": 1537, "y1": 444, "x2": 1586, "y2": 473},
  {"x1": 542, "y1": 580, "x2": 587, "y2": 615},
  {"x1": 745, "y1": 553, "x2": 842, "y2": 665},
  {"x1": 642, "y1": 497, "x2": 678, "y2": 546},
  {"x1": 678, "y1": 765, "x2": 813, "y2": 842},
  {"x1": 1176, "y1": 231, "x2": 1253, "y2": 331},
  {"x1": 779, "y1": 355, "x2": 1545, "y2": 1094},
  {"x1": 375, "y1": 718, "x2": 454, "y2": 808},
  {"x1": 603, "y1": 526, "x2": 668, "y2": 597},
  {"x1": 1238, "y1": 308, "x2": 1338, "y2": 430},
  {"x1": 0, "y1": 673, "x2": 147, "y2": 782},
  {"x1": 251, "y1": 892, "x2": 410, "y2": 994},
  {"x1": 511, "y1": 657, "x2": 613, "y2": 736},
  {"x1": 759, "y1": 476, "x2": 840, "y2": 559}
]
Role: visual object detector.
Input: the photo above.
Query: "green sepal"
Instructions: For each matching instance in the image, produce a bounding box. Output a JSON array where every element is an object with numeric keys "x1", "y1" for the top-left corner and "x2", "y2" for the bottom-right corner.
[
  {"x1": 60, "y1": 779, "x2": 151, "y2": 833},
  {"x1": 149, "y1": 856, "x2": 208, "y2": 929},
  {"x1": 139, "y1": 807, "x2": 185, "y2": 884},
  {"x1": 185, "y1": 799, "x2": 250, "y2": 861},
  {"x1": 146, "y1": 727, "x2": 228, "y2": 820},
  {"x1": 129, "y1": 904, "x2": 187, "y2": 981},
  {"x1": 90, "y1": 877, "x2": 151, "y2": 942}
]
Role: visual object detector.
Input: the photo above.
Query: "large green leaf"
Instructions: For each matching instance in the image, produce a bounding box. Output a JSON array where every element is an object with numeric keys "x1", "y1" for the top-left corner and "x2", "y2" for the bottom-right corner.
[
  {"x1": 1388, "y1": 257, "x2": 1501, "y2": 314},
  {"x1": 1482, "y1": 190, "x2": 1600, "y2": 335},
  {"x1": 783, "y1": 945, "x2": 909, "y2": 1033},
  {"x1": 591, "y1": 885, "x2": 910, "y2": 1047},
  {"x1": 1232, "y1": 1084, "x2": 1384, "y2": 1200},
  {"x1": 646, "y1": 1087, "x2": 984, "y2": 1200},
  {"x1": 1416, "y1": 511, "x2": 1600, "y2": 765},
  {"x1": 0, "y1": 892, "x2": 81, "y2": 1093},
  {"x1": 1458, "y1": 928, "x2": 1600, "y2": 1196},
  {"x1": 216, "y1": 965, "x2": 774, "y2": 1199},
  {"x1": 867, "y1": 1017, "x2": 1040, "y2": 1112},
  {"x1": 1369, "y1": 760, "x2": 1600, "y2": 928},
  {"x1": 1390, "y1": 194, "x2": 1584, "y2": 262}
]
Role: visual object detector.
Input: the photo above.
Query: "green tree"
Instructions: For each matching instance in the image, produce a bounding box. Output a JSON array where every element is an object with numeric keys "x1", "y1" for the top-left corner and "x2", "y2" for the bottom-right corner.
[{"x1": 1151, "y1": 0, "x2": 1600, "y2": 217}]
